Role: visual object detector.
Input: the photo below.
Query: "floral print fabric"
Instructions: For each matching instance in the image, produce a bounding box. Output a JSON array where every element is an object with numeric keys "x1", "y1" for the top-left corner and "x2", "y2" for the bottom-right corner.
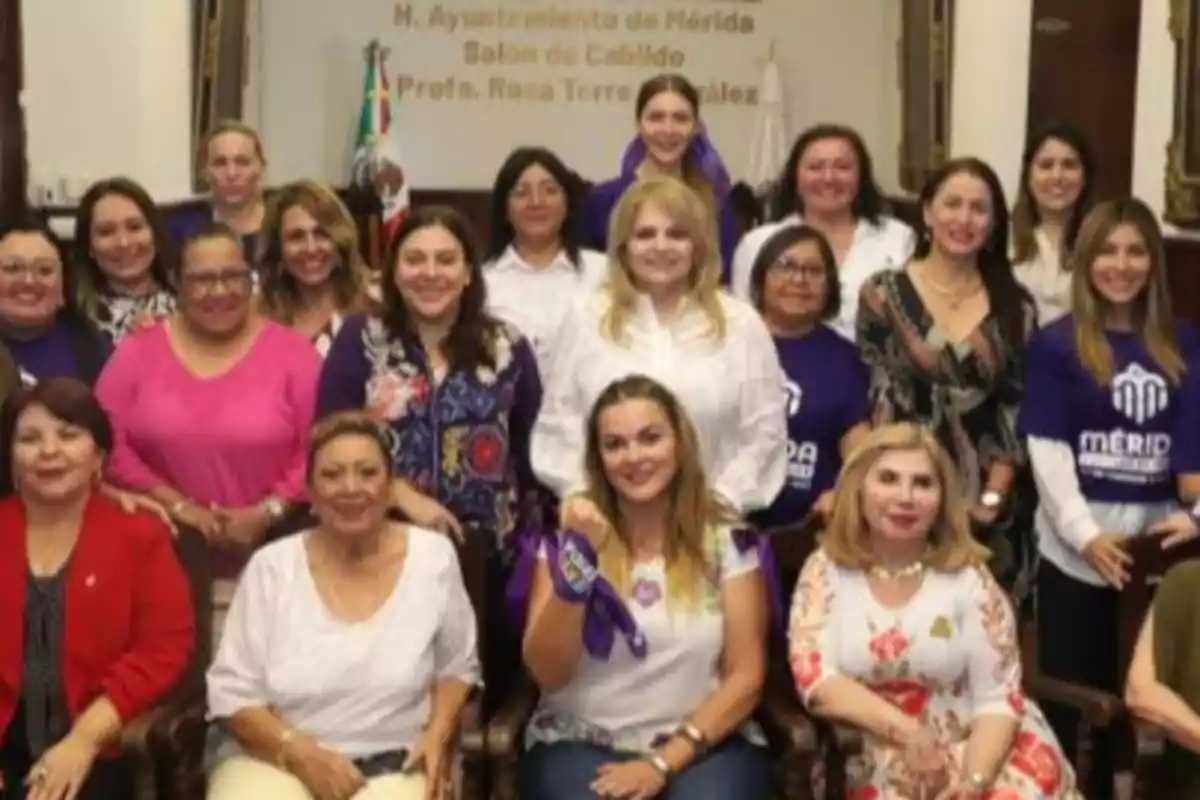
[{"x1": 789, "y1": 549, "x2": 1080, "y2": 799}]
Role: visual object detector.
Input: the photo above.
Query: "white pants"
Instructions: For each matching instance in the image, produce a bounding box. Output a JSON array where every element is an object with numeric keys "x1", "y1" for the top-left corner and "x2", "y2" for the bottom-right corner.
[{"x1": 207, "y1": 755, "x2": 426, "y2": 799}]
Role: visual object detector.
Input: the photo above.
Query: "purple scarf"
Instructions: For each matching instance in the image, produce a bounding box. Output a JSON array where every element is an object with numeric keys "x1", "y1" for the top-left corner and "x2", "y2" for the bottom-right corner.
[
  {"x1": 505, "y1": 525, "x2": 785, "y2": 657},
  {"x1": 620, "y1": 126, "x2": 732, "y2": 199}
]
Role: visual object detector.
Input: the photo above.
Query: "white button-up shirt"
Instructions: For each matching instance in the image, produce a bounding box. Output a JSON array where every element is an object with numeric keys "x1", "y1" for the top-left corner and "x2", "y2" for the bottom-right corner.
[
  {"x1": 730, "y1": 214, "x2": 916, "y2": 340},
  {"x1": 1013, "y1": 228, "x2": 1072, "y2": 327},
  {"x1": 531, "y1": 288, "x2": 788, "y2": 513},
  {"x1": 484, "y1": 246, "x2": 607, "y2": 378}
]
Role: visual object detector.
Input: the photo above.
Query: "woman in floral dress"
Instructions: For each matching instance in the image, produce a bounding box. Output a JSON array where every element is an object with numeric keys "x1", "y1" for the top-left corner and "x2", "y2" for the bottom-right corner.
[{"x1": 789, "y1": 423, "x2": 1079, "y2": 799}]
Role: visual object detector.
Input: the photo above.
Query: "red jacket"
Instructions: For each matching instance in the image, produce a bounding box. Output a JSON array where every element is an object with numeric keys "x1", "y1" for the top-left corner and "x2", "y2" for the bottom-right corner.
[{"x1": 0, "y1": 493, "x2": 195, "y2": 746}]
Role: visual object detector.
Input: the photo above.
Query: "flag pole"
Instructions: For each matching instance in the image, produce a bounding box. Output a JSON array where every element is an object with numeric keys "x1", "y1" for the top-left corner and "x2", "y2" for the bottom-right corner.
[{"x1": 363, "y1": 38, "x2": 383, "y2": 270}]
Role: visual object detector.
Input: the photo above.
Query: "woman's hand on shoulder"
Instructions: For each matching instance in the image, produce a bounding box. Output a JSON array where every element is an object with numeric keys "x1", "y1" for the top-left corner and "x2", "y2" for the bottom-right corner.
[{"x1": 100, "y1": 484, "x2": 174, "y2": 530}]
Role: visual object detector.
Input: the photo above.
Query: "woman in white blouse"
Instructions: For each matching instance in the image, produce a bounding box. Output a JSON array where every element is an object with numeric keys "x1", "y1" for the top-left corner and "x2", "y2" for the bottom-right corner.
[
  {"x1": 1010, "y1": 122, "x2": 1097, "y2": 326},
  {"x1": 519, "y1": 375, "x2": 770, "y2": 800},
  {"x1": 258, "y1": 180, "x2": 372, "y2": 357},
  {"x1": 206, "y1": 413, "x2": 479, "y2": 800},
  {"x1": 483, "y1": 147, "x2": 606, "y2": 378},
  {"x1": 531, "y1": 174, "x2": 787, "y2": 520},
  {"x1": 730, "y1": 124, "x2": 915, "y2": 339}
]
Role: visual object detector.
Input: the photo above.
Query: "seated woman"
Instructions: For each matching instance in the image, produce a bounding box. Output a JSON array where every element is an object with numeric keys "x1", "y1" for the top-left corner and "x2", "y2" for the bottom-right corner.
[
  {"x1": 74, "y1": 177, "x2": 177, "y2": 343},
  {"x1": 0, "y1": 218, "x2": 110, "y2": 386},
  {"x1": 0, "y1": 379, "x2": 195, "y2": 799},
  {"x1": 206, "y1": 412, "x2": 479, "y2": 800},
  {"x1": 745, "y1": 223, "x2": 870, "y2": 533},
  {"x1": 518, "y1": 374, "x2": 771, "y2": 800},
  {"x1": 790, "y1": 422, "x2": 1080, "y2": 799},
  {"x1": 96, "y1": 222, "x2": 320, "y2": 639},
  {"x1": 258, "y1": 180, "x2": 372, "y2": 356},
  {"x1": 1125, "y1": 558, "x2": 1200, "y2": 794}
]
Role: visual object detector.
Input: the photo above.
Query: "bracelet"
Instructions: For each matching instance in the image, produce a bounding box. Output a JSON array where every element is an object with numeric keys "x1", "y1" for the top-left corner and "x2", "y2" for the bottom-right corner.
[
  {"x1": 674, "y1": 720, "x2": 709, "y2": 757},
  {"x1": 169, "y1": 500, "x2": 190, "y2": 519},
  {"x1": 549, "y1": 530, "x2": 599, "y2": 603},
  {"x1": 645, "y1": 753, "x2": 672, "y2": 781},
  {"x1": 275, "y1": 728, "x2": 296, "y2": 768}
]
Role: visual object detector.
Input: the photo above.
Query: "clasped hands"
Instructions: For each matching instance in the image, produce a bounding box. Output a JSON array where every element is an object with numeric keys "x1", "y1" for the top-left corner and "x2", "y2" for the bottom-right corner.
[{"x1": 899, "y1": 726, "x2": 986, "y2": 800}]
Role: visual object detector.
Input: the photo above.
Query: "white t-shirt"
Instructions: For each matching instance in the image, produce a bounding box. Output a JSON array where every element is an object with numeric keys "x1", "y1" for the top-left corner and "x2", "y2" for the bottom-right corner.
[
  {"x1": 730, "y1": 214, "x2": 915, "y2": 340},
  {"x1": 526, "y1": 525, "x2": 763, "y2": 752},
  {"x1": 531, "y1": 289, "x2": 788, "y2": 513},
  {"x1": 483, "y1": 246, "x2": 607, "y2": 379},
  {"x1": 206, "y1": 527, "x2": 480, "y2": 760}
]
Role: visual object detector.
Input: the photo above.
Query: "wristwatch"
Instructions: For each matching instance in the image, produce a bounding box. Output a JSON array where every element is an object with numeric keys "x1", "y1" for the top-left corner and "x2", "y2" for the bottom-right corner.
[
  {"x1": 967, "y1": 771, "x2": 989, "y2": 791},
  {"x1": 979, "y1": 490, "x2": 1004, "y2": 510}
]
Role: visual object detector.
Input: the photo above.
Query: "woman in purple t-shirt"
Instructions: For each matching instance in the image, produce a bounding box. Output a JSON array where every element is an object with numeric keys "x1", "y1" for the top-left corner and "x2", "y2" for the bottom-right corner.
[
  {"x1": 1018, "y1": 198, "x2": 1200, "y2": 800},
  {"x1": 745, "y1": 224, "x2": 870, "y2": 539}
]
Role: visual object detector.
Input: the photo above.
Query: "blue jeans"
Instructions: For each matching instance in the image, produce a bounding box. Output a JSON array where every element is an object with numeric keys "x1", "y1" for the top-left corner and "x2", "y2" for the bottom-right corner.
[{"x1": 518, "y1": 736, "x2": 772, "y2": 800}]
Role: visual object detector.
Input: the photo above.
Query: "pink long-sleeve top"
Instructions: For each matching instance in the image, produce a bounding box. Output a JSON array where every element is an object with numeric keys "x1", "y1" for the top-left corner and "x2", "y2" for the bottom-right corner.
[{"x1": 95, "y1": 320, "x2": 320, "y2": 513}]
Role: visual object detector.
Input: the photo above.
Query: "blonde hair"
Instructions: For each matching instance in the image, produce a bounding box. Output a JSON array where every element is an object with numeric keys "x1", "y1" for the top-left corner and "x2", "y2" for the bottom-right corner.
[
  {"x1": 603, "y1": 176, "x2": 726, "y2": 344},
  {"x1": 1069, "y1": 198, "x2": 1185, "y2": 386},
  {"x1": 258, "y1": 180, "x2": 371, "y2": 323},
  {"x1": 198, "y1": 119, "x2": 266, "y2": 183},
  {"x1": 821, "y1": 423, "x2": 989, "y2": 572},
  {"x1": 582, "y1": 375, "x2": 736, "y2": 609}
]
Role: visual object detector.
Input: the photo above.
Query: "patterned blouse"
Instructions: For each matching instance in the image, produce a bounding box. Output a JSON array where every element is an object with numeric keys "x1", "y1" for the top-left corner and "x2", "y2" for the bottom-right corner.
[
  {"x1": 91, "y1": 289, "x2": 176, "y2": 344},
  {"x1": 316, "y1": 314, "x2": 544, "y2": 544},
  {"x1": 856, "y1": 270, "x2": 1035, "y2": 587}
]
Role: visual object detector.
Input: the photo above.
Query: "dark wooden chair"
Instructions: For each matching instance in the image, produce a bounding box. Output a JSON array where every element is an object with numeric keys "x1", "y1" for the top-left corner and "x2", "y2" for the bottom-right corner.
[
  {"x1": 120, "y1": 523, "x2": 212, "y2": 800},
  {"x1": 483, "y1": 526, "x2": 820, "y2": 800},
  {"x1": 761, "y1": 515, "x2": 861, "y2": 800},
  {"x1": 1022, "y1": 535, "x2": 1200, "y2": 797}
]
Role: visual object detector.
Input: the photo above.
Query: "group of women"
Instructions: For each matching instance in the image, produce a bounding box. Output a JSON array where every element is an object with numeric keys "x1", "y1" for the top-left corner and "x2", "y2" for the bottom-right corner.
[{"x1": 0, "y1": 67, "x2": 1198, "y2": 800}]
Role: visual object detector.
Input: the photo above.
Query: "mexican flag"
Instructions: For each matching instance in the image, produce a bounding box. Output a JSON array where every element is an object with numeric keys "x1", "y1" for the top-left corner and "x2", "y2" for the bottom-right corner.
[{"x1": 353, "y1": 40, "x2": 409, "y2": 245}]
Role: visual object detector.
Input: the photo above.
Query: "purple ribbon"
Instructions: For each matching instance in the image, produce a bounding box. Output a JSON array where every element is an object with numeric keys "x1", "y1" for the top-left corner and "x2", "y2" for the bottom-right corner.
[
  {"x1": 620, "y1": 128, "x2": 732, "y2": 199},
  {"x1": 505, "y1": 527, "x2": 647, "y2": 661},
  {"x1": 730, "y1": 527, "x2": 785, "y2": 639}
]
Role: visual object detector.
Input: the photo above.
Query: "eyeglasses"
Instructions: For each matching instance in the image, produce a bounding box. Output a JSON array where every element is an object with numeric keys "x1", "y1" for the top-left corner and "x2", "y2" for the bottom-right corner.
[
  {"x1": 180, "y1": 269, "x2": 253, "y2": 294},
  {"x1": 0, "y1": 260, "x2": 60, "y2": 283},
  {"x1": 769, "y1": 258, "x2": 827, "y2": 282}
]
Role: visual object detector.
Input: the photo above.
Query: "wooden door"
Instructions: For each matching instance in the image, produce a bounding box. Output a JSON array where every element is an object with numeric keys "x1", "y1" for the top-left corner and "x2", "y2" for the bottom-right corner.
[
  {"x1": 0, "y1": 0, "x2": 25, "y2": 220},
  {"x1": 1026, "y1": 0, "x2": 1142, "y2": 199}
]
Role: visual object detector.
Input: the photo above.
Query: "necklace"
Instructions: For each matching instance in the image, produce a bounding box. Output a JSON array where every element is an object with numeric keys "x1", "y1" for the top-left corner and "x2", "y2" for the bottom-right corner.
[
  {"x1": 916, "y1": 266, "x2": 983, "y2": 310},
  {"x1": 868, "y1": 557, "x2": 927, "y2": 582}
]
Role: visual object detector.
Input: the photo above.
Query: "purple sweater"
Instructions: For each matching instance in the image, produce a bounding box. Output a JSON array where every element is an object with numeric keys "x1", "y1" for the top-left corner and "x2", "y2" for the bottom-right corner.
[{"x1": 582, "y1": 174, "x2": 739, "y2": 285}]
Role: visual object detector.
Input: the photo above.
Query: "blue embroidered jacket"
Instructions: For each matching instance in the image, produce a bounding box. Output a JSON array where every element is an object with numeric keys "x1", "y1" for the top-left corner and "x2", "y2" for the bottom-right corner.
[{"x1": 316, "y1": 313, "x2": 545, "y2": 542}]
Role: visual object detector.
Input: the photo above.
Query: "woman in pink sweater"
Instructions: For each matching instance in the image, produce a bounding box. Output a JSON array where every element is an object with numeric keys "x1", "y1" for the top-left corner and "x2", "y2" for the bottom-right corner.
[{"x1": 96, "y1": 222, "x2": 321, "y2": 638}]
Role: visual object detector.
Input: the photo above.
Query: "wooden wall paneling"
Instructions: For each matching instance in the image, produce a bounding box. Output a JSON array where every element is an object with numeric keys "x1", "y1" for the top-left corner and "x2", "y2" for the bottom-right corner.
[
  {"x1": 898, "y1": 0, "x2": 955, "y2": 194},
  {"x1": 1164, "y1": 238, "x2": 1200, "y2": 331},
  {"x1": 1166, "y1": 0, "x2": 1200, "y2": 226},
  {"x1": 0, "y1": 0, "x2": 25, "y2": 221}
]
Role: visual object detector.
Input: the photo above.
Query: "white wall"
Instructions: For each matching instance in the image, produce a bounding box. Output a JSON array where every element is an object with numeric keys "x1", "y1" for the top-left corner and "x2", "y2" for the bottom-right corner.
[
  {"x1": 20, "y1": 1, "x2": 903, "y2": 197},
  {"x1": 950, "y1": 0, "x2": 1181, "y2": 227},
  {"x1": 256, "y1": 0, "x2": 904, "y2": 192},
  {"x1": 21, "y1": 0, "x2": 193, "y2": 204},
  {"x1": 949, "y1": 2, "x2": 1033, "y2": 205}
]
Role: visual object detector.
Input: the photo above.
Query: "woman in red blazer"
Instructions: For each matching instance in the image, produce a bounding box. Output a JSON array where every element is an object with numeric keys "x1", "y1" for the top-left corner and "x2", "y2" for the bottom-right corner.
[{"x1": 0, "y1": 378, "x2": 195, "y2": 800}]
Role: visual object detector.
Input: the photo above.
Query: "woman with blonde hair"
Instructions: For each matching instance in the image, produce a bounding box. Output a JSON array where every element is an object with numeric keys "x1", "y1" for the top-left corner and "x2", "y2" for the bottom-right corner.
[
  {"x1": 1018, "y1": 197, "x2": 1200, "y2": 800},
  {"x1": 169, "y1": 120, "x2": 268, "y2": 263},
  {"x1": 258, "y1": 180, "x2": 371, "y2": 355},
  {"x1": 790, "y1": 422, "x2": 1079, "y2": 799},
  {"x1": 532, "y1": 175, "x2": 786, "y2": 526},
  {"x1": 518, "y1": 374, "x2": 771, "y2": 799}
]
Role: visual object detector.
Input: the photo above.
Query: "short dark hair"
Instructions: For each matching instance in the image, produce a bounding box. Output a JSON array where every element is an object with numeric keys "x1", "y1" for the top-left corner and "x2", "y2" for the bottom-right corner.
[
  {"x1": 772, "y1": 124, "x2": 886, "y2": 224},
  {"x1": 0, "y1": 378, "x2": 113, "y2": 496},
  {"x1": 488, "y1": 147, "x2": 586, "y2": 267},
  {"x1": 748, "y1": 224, "x2": 841, "y2": 320},
  {"x1": 177, "y1": 221, "x2": 244, "y2": 279}
]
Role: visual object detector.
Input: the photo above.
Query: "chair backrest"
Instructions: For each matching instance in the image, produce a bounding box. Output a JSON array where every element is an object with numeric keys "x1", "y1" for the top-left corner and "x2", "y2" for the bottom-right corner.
[
  {"x1": 762, "y1": 514, "x2": 822, "y2": 689},
  {"x1": 1116, "y1": 535, "x2": 1200, "y2": 687},
  {"x1": 171, "y1": 523, "x2": 214, "y2": 692}
]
